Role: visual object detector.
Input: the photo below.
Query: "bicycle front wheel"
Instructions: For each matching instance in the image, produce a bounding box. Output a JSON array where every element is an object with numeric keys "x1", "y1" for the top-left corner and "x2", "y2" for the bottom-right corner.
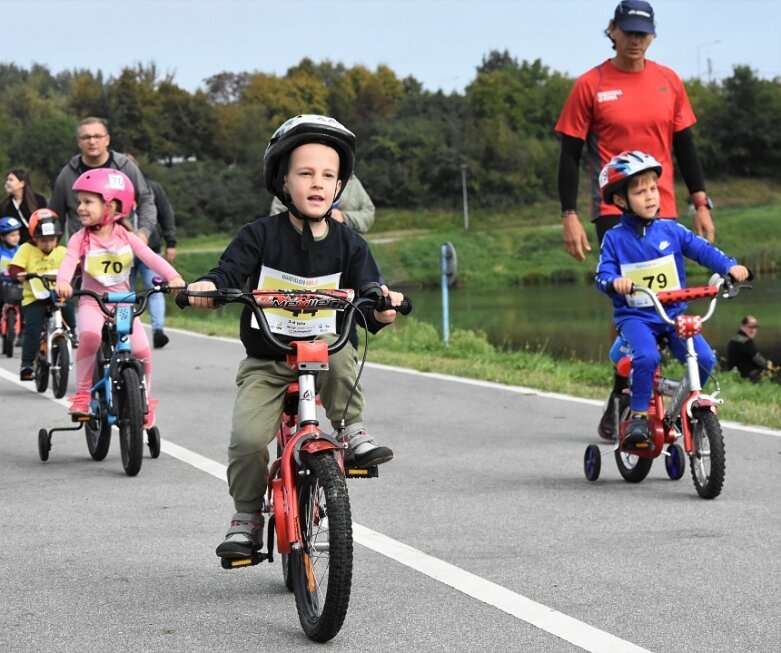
[
  {"x1": 34, "y1": 349, "x2": 49, "y2": 394},
  {"x1": 118, "y1": 367, "x2": 145, "y2": 477},
  {"x1": 2, "y1": 310, "x2": 15, "y2": 357},
  {"x1": 51, "y1": 335, "x2": 70, "y2": 399},
  {"x1": 689, "y1": 409, "x2": 725, "y2": 499},
  {"x1": 290, "y1": 452, "x2": 352, "y2": 643}
]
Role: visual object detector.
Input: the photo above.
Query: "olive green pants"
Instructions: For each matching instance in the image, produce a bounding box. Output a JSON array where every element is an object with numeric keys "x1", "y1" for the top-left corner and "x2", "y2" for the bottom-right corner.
[{"x1": 227, "y1": 337, "x2": 363, "y2": 513}]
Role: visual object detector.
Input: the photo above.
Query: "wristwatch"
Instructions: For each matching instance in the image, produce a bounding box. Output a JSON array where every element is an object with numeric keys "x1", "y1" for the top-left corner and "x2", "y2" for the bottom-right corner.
[{"x1": 691, "y1": 195, "x2": 713, "y2": 210}]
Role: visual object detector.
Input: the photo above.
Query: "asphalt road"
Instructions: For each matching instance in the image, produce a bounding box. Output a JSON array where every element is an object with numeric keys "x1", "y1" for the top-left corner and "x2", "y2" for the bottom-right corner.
[{"x1": 1, "y1": 327, "x2": 779, "y2": 653}]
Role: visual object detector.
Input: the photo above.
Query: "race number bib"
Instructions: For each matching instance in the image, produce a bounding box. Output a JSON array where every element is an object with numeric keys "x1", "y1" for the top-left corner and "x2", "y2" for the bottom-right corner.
[
  {"x1": 29, "y1": 276, "x2": 52, "y2": 300},
  {"x1": 254, "y1": 266, "x2": 341, "y2": 337},
  {"x1": 620, "y1": 254, "x2": 681, "y2": 308},
  {"x1": 84, "y1": 245, "x2": 133, "y2": 287}
]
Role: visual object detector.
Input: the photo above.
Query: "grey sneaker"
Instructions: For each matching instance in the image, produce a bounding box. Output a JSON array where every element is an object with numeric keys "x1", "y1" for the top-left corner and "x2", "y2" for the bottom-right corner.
[
  {"x1": 338, "y1": 422, "x2": 393, "y2": 467},
  {"x1": 216, "y1": 511, "x2": 264, "y2": 560}
]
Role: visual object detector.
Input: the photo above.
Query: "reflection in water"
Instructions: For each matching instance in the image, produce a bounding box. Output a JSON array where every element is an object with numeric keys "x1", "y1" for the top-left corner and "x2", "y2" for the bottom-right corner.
[{"x1": 408, "y1": 279, "x2": 781, "y2": 363}]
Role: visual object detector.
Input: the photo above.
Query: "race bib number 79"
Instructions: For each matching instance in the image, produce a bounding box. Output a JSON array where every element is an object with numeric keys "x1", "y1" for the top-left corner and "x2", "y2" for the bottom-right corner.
[{"x1": 620, "y1": 254, "x2": 680, "y2": 308}]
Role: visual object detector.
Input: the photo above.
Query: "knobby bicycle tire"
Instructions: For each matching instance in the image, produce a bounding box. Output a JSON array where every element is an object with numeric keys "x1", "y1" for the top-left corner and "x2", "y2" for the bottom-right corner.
[
  {"x1": 34, "y1": 344, "x2": 49, "y2": 394},
  {"x1": 85, "y1": 344, "x2": 112, "y2": 461},
  {"x1": 51, "y1": 335, "x2": 70, "y2": 399},
  {"x1": 118, "y1": 366, "x2": 144, "y2": 477},
  {"x1": 290, "y1": 451, "x2": 353, "y2": 642},
  {"x1": 689, "y1": 409, "x2": 725, "y2": 499}
]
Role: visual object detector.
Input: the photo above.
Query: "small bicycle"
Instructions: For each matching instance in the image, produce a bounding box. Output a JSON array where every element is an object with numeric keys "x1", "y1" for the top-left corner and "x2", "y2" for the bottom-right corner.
[
  {"x1": 18, "y1": 273, "x2": 75, "y2": 399},
  {"x1": 1, "y1": 278, "x2": 23, "y2": 358},
  {"x1": 38, "y1": 282, "x2": 172, "y2": 476},
  {"x1": 583, "y1": 274, "x2": 749, "y2": 499},
  {"x1": 176, "y1": 283, "x2": 411, "y2": 642}
]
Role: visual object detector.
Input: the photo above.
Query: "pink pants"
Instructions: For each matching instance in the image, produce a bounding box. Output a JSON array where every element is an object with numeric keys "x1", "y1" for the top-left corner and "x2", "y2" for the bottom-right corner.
[{"x1": 75, "y1": 298, "x2": 153, "y2": 395}]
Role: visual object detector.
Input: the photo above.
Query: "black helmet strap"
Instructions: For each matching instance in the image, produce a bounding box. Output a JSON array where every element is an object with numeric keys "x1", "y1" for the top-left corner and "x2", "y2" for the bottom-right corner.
[{"x1": 282, "y1": 195, "x2": 334, "y2": 275}]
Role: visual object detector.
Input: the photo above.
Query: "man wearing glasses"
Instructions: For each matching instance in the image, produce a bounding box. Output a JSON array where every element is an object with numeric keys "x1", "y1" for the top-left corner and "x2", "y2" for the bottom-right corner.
[
  {"x1": 49, "y1": 117, "x2": 157, "y2": 241},
  {"x1": 725, "y1": 316, "x2": 774, "y2": 383}
]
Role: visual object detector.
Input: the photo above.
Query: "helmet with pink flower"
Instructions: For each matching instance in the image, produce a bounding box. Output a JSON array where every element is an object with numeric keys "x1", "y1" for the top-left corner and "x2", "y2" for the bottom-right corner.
[{"x1": 71, "y1": 168, "x2": 135, "y2": 224}]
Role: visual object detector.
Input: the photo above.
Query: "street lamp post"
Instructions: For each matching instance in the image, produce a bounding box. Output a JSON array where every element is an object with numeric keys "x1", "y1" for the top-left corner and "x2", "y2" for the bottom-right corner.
[
  {"x1": 460, "y1": 163, "x2": 469, "y2": 231},
  {"x1": 697, "y1": 39, "x2": 721, "y2": 80}
]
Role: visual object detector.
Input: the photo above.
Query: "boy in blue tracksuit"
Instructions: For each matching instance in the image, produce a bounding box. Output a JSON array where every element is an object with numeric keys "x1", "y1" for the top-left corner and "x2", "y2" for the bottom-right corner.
[{"x1": 594, "y1": 151, "x2": 748, "y2": 451}]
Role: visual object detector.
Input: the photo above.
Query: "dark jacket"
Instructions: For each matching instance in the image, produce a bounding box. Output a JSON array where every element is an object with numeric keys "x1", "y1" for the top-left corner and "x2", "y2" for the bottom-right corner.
[
  {"x1": 200, "y1": 213, "x2": 385, "y2": 361},
  {"x1": 143, "y1": 179, "x2": 177, "y2": 253},
  {"x1": 0, "y1": 192, "x2": 47, "y2": 244},
  {"x1": 725, "y1": 331, "x2": 768, "y2": 382},
  {"x1": 49, "y1": 151, "x2": 157, "y2": 240}
]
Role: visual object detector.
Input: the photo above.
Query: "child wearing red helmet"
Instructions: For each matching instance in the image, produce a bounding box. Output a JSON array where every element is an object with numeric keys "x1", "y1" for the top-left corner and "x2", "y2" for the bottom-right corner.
[
  {"x1": 55, "y1": 169, "x2": 185, "y2": 425},
  {"x1": 7, "y1": 209, "x2": 77, "y2": 380}
]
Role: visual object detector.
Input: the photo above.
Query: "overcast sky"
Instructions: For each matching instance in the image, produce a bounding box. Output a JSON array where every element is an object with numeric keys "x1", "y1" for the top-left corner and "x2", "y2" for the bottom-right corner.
[{"x1": 6, "y1": 0, "x2": 781, "y2": 93}]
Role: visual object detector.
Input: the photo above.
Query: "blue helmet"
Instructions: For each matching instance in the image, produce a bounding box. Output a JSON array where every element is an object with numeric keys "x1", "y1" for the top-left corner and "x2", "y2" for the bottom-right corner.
[{"x1": 0, "y1": 216, "x2": 23, "y2": 235}]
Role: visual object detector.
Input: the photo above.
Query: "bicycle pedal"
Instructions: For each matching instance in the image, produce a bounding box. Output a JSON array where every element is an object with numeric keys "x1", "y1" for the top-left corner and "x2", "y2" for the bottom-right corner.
[
  {"x1": 345, "y1": 465, "x2": 379, "y2": 479},
  {"x1": 220, "y1": 552, "x2": 266, "y2": 570},
  {"x1": 71, "y1": 414, "x2": 91, "y2": 423}
]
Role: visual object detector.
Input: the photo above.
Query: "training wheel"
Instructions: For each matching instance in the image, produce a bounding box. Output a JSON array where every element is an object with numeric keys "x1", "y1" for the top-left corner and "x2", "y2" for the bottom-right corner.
[
  {"x1": 665, "y1": 443, "x2": 686, "y2": 480},
  {"x1": 584, "y1": 444, "x2": 601, "y2": 481},
  {"x1": 147, "y1": 426, "x2": 161, "y2": 459},
  {"x1": 38, "y1": 428, "x2": 51, "y2": 462}
]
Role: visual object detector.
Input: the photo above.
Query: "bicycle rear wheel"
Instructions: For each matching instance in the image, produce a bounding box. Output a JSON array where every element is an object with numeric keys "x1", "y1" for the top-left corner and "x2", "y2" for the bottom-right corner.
[
  {"x1": 51, "y1": 335, "x2": 70, "y2": 399},
  {"x1": 614, "y1": 400, "x2": 653, "y2": 483},
  {"x1": 290, "y1": 451, "x2": 352, "y2": 642},
  {"x1": 118, "y1": 367, "x2": 144, "y2": 477},
  {"x1": 2, "y1": 310, "x2": 15, "y2": 357},
  {"x1": 689, "y1": 409, "x2": 725, "y2": 499},
  {"x1": 86, "y1": 344, "x2": 112, "y2": 461}
]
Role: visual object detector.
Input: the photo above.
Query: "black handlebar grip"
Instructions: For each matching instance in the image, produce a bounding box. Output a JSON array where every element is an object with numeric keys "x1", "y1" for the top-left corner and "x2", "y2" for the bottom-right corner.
[
  {"x1": 175, "y1": 291, "x2": 190, "y2": 309},
  {"x1": 377, "y1": 295, "x2": 413, "y2": 315}
]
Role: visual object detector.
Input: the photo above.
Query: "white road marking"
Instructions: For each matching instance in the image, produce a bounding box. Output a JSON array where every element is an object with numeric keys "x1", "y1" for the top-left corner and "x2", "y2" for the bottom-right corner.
[{"x1": 160, "y1": 437, "x2": 653, "y2": 653}]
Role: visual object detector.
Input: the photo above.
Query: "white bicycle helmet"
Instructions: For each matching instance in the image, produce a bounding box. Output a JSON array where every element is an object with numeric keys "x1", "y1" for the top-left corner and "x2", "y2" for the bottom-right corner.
[{"x1": 263, "y1": 114, "x2": 355, "y2": 207}]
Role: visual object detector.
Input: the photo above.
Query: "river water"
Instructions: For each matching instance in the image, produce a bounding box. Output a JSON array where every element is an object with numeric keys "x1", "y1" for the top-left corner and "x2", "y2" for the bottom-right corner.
[{"x1": 407, "y1": 278, "x2": 781, "y2": 363}]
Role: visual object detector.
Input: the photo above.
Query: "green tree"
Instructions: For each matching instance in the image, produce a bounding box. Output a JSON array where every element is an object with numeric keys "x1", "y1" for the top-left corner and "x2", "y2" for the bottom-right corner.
[
  {"x1": 710, "y1": 66, "x2": 781, "y2": 177},
  {"x1": 106, "y1": 65, "x2": 165, "y2": 156},
  {"x1": 66, "y1": 70, "x2": 109, "y2": 119},
  {"x1": 8, "y1": 115, "x2": 76, "y2": 185}
]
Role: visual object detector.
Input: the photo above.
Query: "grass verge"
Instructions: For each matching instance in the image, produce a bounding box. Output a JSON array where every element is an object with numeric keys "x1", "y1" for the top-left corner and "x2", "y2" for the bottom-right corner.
[{"x1": 160, "y1": 308, "x2": 781, "y2": 431}]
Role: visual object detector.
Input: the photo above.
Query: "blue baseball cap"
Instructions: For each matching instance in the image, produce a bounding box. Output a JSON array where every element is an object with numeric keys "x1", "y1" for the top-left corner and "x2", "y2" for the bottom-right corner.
[{"x1": 613, "y1": 0, "x2": 656, "y2": 34}]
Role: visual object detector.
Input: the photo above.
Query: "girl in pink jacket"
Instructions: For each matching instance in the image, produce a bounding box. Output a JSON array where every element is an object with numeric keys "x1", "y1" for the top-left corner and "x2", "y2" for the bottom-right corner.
[{"x1": 56, "y1": 169, "x2": 185, "y2": 426}]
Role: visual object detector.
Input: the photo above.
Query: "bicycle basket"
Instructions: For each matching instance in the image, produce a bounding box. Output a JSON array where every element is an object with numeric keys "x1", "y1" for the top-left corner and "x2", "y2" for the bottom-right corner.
[{"x1": 1, "y1": 283, "x2": 22, "y2": 303}]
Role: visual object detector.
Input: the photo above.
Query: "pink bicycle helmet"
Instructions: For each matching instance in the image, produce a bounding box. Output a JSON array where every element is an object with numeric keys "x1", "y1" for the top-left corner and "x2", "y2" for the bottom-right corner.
[
  {"x1": 72, "y1": 168, "x2": 135, "y2": 223},
  {"x1": 599, "y1": 150, "x2": 662, "y2": 205}
]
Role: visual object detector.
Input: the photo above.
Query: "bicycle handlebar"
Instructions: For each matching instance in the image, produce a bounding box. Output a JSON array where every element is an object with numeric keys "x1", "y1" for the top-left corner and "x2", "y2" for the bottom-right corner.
[
  {"x1": 15, "y1": 272, "x2": 65, "y2": 306},
  {"x1": 629, "y1": 274, "x2": 750, "y2": 327},
  {"x1": 175, "y1": 282, "x2": 412, "y2": 357},
  {"x1": 72, "y1": 282, "x2": 174, "y2": 320}
]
